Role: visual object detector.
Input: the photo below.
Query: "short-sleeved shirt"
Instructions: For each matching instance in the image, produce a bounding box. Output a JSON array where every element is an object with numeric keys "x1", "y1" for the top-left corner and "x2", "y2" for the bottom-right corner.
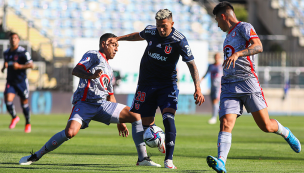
[
  {"x1": 72, "y1": 50, "x2": 114, "y2": 105},
  {"x1": 3, "y1": 46, "x2": 32, "y2": 84},
  {"x1": 222, "y1": 22, "x2": 260, "y2": 84},
  {"x1": 138, "y1": 25, "x2": 194, "y2": 85},
  {"x1": 206, "y1": 64, "x2": 223, "y2": 87}
]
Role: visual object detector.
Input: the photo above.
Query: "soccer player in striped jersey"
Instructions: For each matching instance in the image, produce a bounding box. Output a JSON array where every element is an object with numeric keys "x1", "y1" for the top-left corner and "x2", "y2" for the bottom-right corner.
[
  {"x1": 19, "y1": 33, "x2": 161, "y2": 167},
  {"x1": 200, "y1": 53, "x2": 223, "y2": 124},
  {"x1": 109, "y1": 9, "x2": 205, "y2": 169},
  {"x1": 206, "y1": 2, "x2": 301, "y2": 173},
  {"x1": 1, "y1": 32, "x2": 33, "y2": 133}
]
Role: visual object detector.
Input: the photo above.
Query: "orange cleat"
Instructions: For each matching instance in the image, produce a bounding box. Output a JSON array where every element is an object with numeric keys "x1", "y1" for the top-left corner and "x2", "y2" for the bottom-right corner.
[
  {"x1": 25, "y1": 124, "x2": 31, "y2": 133},
  {"x1": 9, "y1": 116, "x2": 20, "y2": 129}
]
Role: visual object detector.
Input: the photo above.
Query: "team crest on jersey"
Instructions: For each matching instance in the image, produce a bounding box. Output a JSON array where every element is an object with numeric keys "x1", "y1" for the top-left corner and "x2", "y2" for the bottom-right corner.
[
  {"x1": 75, "y1": 108, "x2": 80, "y2": 112},
  {"x1": 14, "y1": 55, "x2": 18, "y2": 61},
  {"x1": 232, "y1": 31, "x2": 236, "y2": 37},
  {"x1": 99, "y1": 74, "x2": 110, "y2": 90},
  {"x1": 164, "y1": 45, "x2": 172, "y2": 54},
  {"x1": 135, "y1": 103, "x2": 140, "y2": 110},
  {"x1": 223, "y1": 45, "x2": 235, "y2": 60},
  {"x1": 149, "y1": 41, "x2": 152, "y2": 46}
]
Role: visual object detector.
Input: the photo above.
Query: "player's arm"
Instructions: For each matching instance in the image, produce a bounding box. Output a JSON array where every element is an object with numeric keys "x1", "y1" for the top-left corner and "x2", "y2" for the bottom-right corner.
[
  {"x1": 107, "y1": 94, "x2": 117, "y2": 103},
  {"x1": 1, "y1": 61, "x2": 7, "y2": 73},
  {"x1": 186, "y1": 60, "x2": 205, "y2": 106},
  {"x1": 223, "y1": 38, "x2": 263, "y2": 69},
  {"x1": 108, "y1": 32, "x2": 144, "y2": 43},
  {"x1": 72, "y1": 65, "x2": 102, "y2": 79},
  {"x1": 13, "y1": 61, "x2": 33, "y2": 70}
]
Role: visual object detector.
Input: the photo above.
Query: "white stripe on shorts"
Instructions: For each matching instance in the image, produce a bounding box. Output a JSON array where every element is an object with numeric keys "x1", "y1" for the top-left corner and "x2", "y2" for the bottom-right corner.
[{"x1": 110, "y1": 103, "x2": 126, "y2": 124}]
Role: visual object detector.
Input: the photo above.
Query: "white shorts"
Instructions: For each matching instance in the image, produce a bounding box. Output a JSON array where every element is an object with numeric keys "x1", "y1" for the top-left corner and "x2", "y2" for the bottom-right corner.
[
  {"x1": 69, "y1": 101, "x2": 126, "y2": 129},
  {"x1": 219, "y1": 78, "x2": 267, "y2": 119}
]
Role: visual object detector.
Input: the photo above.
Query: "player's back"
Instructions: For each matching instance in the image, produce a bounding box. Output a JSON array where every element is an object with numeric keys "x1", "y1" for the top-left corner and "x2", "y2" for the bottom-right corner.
[
  {"x1": 72, "y1": 50, "x2": 114, "y2": 105},
  {"x1": 4, "y1": 46, "x2": 31, "y2": 83},
  {"x1": 138, "y1": 25, "x2": 194, "y2": 86}
]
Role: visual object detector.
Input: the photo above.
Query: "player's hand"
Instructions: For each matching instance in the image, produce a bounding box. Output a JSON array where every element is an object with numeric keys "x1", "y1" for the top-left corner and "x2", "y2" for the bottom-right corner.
[
  {"x1": 13, "y1": 62, "x2": 21, "y2": 70},
  {"x1": 193, "y1": 89, "x2": 205, "y2": 106},
  {"x1": 91, "y1": 69, "x2": 103, "y2": 79},
  {"x1": 223, "y1": 52, "x2": 239, "y2": 69},
  {"x1": 1, "y1": 67, "x2": 5, "y2": 73},
  {"x1": 117, "y1": 123, "x2": 129, "y2": 137}
]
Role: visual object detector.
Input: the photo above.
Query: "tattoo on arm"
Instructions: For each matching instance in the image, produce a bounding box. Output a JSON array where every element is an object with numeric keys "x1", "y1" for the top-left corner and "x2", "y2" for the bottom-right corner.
[
  {"x1": 241, "y1": 45, "x2": 262, "y2": 57},
  {"x1": 118, "y1": 32, "x2": 143, "y2": 41},
  {"x1": 186, "y1": 61, "x2": 201, "y2": 90},
  {"x1": 72, "y1": 66, "x2": 93, "y2": 79}
]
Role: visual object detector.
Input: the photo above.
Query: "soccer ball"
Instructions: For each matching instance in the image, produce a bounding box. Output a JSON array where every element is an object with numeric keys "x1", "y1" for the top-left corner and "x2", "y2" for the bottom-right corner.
[{"x1": 143, "y1": 125, "x2": 165, "y2": 148}]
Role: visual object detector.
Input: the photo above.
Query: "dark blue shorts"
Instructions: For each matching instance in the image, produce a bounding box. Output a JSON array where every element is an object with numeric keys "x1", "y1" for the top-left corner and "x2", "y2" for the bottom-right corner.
[
  {"x1": 4, "y1": 79, "x2": 29, "y2": 99},
  {"x1": 130, "y1": 84, "x2": 179, "y2": 117}
]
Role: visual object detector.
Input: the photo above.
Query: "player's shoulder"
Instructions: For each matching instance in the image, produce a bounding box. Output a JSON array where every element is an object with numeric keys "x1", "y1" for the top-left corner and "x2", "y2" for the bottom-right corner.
[
  {"x1": 16, "y1": 46, "x2": 27, "y2": 53},
  {"x1": 3, "y1": 48, "x2": 10, "y2": 54},
  {"x1": 84, "y1": 50, "x2": 99, "y2": 57},
  {"x1": 237, "y1": 22, "x2": 254, "y2": 31},
  {"x1": 143, "y1": 25, "x2": 157, "y2": 35},
  {"x1": 171, "y1": 28, "x2": 186, "y2": 42}
]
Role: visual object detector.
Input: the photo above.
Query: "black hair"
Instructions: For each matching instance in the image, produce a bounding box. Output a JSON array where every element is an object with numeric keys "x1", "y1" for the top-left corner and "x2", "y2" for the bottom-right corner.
[
  {"x1": 99, "y1": 33, "x2": 117, "y2": 45},
  {"x1": 9, "y1": 32, "x2": 19, "y2": 39},
  {"x1": 213, "y1": 1, "x2": 234, "y2": 15}
]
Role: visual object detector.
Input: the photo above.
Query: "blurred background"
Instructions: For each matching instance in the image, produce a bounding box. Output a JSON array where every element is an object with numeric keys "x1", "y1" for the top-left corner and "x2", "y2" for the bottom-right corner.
[{"x1": 0, "y1": 0, "x2": 303, "y2": 115}]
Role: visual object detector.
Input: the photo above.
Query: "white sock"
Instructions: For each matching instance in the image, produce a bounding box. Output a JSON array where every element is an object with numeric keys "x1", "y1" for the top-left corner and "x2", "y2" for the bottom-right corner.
[
  {"x1": 274, "y1": 120, "x2": 289, "y2": 138},
  {"x1": 217, "y1": 131, "x2": 231, "y2": 164}
]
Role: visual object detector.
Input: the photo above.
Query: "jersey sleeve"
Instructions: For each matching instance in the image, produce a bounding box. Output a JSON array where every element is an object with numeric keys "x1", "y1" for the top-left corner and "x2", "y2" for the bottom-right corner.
[
  {"x1": 24, "y1": 51, "x2": 32, "y2": 63},
  {"x1": 179, "y1": 37, "x2": 194, "y2": 62},
  {"x1": 107, "y1": 72, "x2": 114, "y2": 95},
  {"x1": 77, "y1": 52, "x2": 99, "y2": 71},
  {"x1": 240, "y1": 23, "x2": 259, "y2": 42},
  {"x1": 139, "y1": 25, "x2": 156, "y2": 40}
]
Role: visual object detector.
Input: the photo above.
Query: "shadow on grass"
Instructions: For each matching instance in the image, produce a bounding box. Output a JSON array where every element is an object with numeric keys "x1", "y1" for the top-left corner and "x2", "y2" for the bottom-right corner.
[{"x1": 0, "y1": 162, "x2": 209, "y2": 172}]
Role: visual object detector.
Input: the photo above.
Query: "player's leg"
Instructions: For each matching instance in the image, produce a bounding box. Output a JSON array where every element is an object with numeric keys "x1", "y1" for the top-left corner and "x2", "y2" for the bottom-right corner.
[
  {"x1": 20, "y1": 98, "x2": 31, "y2": 133},
  {"x1": 252, "y1": 108, "x2": 301, "y2": 153},
  {"x1": 4, "y1": 83, "x2": 19, "y2": 129}
]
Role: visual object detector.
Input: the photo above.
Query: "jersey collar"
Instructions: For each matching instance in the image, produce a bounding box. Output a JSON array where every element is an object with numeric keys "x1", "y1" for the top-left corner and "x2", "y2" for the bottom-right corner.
[
  {"x1": 99, "y1": 51, "x2": 109, "y2": 64},
  {"x1": 228, "y1": 21, "x2": 241, "y2": 34}
]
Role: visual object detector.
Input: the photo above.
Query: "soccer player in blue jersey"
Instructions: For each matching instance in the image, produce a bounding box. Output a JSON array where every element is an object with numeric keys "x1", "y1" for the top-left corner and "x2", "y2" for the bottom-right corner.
[
  {"x1": 109, "y1": 9, "x2": 205, "y2": 169},
  {"x1": 1, "y1": 32, "x2": 33, "y2": 133},
  {"x1": 19, "y1": 33, "x2": 161, "y2": 167},
  {"x1": 200, "y1": 53, "x2": 223, "y2": 124},
  {"x1": 206, "y1": 2, "x2": 301, "y2": 173}
]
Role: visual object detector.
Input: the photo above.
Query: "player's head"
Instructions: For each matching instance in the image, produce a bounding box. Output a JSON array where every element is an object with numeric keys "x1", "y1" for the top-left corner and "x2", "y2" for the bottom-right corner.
[
  {"x1": 99, "y1": 33, "x2": 118, "y2": 60},
  {"x1": 155, "y1": 9, "x2": 174, "y2": 37},
  {"x1": 9, "y1": 32, "x2": 20, "y2": 48},
  {"x1": 213, "y1": 1, "x2": 236, "y2": 32},
  {"x1": 214, "y1": 52, "x2": 222, "y2": 64}
]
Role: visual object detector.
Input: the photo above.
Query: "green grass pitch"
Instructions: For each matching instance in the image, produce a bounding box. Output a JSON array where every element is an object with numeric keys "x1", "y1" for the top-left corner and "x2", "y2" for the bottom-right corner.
[{"x1": 0, "y1": 114, "x2": 303, "y2": 172}]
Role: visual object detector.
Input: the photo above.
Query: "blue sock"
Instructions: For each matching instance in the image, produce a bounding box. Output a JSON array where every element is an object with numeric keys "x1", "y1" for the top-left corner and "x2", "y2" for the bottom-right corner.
[
  {"x1": 22, "y1": 103, "x2": 30, "y2": 124},
  {"x1": 6, "y1": 101, "x2": 16, "y2": 119},
  {"x1": 162, "y1": 112, "x2": 176, "y2": 160}
]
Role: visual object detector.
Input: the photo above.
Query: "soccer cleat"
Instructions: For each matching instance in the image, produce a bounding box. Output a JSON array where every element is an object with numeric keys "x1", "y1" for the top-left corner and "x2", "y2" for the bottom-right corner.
[
  {"x1": 208, "y1": 117, "x2": 217, "y2": 124},
  {"x1": 25, "y1": 124, "x2": 31, "y2": 133},
  {"x1": 9, "y1": 116, "x2": 20, "y2": 129},
  {"x1": 19, "y1": 153, "x2": 39, "y2": 165},
  {"x1": 164, "y1": 159, "x2": 177, "y2": 169},
  {"x1": 158, "y1": 141, "x2": 166, "y2": 154},
  {"x1": 206, "y1": 155, "x2": 226, "y2": 173},
  {"x1": 284, "y1": 127, "x2": 301, "y2": 153},
  {"x1": 136, "y1": 157, "x2": 161, "y2": 167}
]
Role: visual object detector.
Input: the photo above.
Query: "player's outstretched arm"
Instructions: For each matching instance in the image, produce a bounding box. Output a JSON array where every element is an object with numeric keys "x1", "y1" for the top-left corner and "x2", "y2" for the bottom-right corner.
[
  {"x1": 223, "y1": 38, "x2": 263, "y2": 69},
  {"x1": 72, "y1": 65, "x2": 102, "y2": 79},
  {"x1": 1, "y1": 62, "x2": 7, "y2": 73},
  {"x1": 186, "y1": 60, "x2": 205, "y2": 106},
  {"x1": 109, "y1": 32, "x2": 144, "y2": 43}
]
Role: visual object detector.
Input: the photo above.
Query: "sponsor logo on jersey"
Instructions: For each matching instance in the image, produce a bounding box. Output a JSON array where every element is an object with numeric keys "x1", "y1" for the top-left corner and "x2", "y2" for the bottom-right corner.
[
  {"x1": 80, "y1": 57, "x2": 90, "y2": 64},
  {"x1": 164, "y1": 45, "x2": 172, "y2": 54},
  {"x1": 185, "y1": 45, "x2": 192, "y2": 56},
  {"x1": 156, "y1": 44, "x2": 162, "y2": 48},
  {"x1": 100, "y1": 74, "x2": 110, "y2": 90},
  {"x1": 223, "y1": 45, "x2": 235, "y2": 60},
  {"x1": 149, "y1": 41, "x2": 152, "y2": 46},
  {"x1": 145, "y1": 30, "x2": 156, "y2": 35},
  {"x1": 250, "y1": 29, "x2": 257, "y2": 36},
  {"x1": 148, "y1": 51, "x2": 168, "y2": 61}
]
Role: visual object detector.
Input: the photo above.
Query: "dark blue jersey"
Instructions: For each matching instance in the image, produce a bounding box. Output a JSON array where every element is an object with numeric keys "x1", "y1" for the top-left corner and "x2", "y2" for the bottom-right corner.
[
  {"x1": 138, "y1": 25, "x2": 194, "y2": 85},
  {"x1": 3, "y1": 46, "x2": 32, "y2": 84}
]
